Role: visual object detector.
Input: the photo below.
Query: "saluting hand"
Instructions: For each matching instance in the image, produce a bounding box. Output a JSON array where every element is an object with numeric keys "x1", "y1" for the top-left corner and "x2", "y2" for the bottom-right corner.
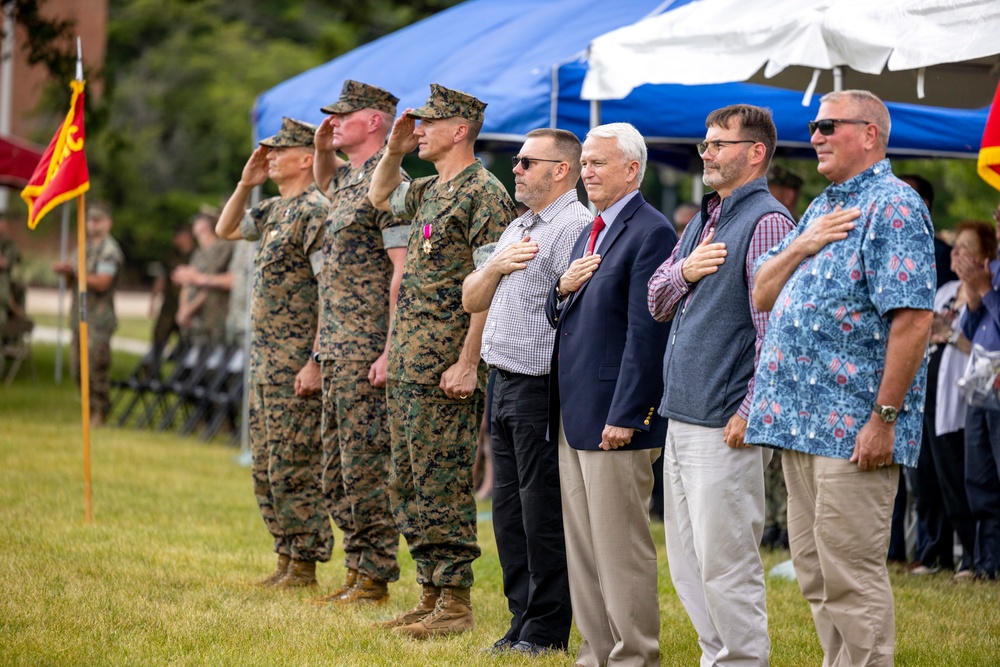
[
  {"x1": 386, "y1": 111, "x2": 419, "y2": 156},
  {"x1": 240, "y1": 146, "x2": 270, "y2": 188},
  {"x1": 314, "y1": 116, "x2": 336, "y2": 153}
]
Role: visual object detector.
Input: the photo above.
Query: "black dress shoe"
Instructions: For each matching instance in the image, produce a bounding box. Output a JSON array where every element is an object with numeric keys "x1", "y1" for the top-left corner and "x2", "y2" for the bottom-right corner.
[
  {"x1": 491, "y1": 637, "x2": 515, "y2": 654},
  {"x1": 510, "y1": 640, "x2": 554, "y2": 656}
]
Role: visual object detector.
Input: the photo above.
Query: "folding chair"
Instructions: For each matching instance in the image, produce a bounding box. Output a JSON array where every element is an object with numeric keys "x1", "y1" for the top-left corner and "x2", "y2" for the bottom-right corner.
[
  {"x1": 134, "y1": 342, "x2": 203, "y2": 430},
  {"x1": 110, "y1": 340, "x2": 183, "y2": 427},
  {"x1": 156, "y1": 344, "x2": 228, "y2": 432},
  {"x1": 202, "y1": 348, "x2": 246, "y2": 442},
  {"x1": 179, "y1": 345, "x2": 240, "y2": 436},
  {"x1": 2, "y1": 315, "x2": 35, "y2": 386}
]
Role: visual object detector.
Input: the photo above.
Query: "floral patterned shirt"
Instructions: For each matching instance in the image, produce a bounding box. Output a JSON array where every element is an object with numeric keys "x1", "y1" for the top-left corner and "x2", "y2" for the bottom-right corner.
[{"x1": 745, "y1": 159, "x2": 935, "y2": 467}]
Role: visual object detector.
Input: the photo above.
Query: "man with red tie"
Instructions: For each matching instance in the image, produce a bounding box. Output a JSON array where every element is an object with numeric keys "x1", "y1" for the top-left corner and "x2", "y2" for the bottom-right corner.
[{"x1": 545, "y1": 122, "x2": 677, "y2": 667}]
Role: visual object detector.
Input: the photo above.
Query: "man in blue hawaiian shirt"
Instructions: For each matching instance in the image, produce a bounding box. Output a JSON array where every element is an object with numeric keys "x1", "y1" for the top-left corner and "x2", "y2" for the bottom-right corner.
[{"x1": 746, "y1": 90, "x2": 935, "y2": 667}]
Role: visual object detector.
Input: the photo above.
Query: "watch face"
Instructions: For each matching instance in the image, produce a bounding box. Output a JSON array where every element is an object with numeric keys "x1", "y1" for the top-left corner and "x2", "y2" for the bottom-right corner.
[{"x1": 879, "y1": 406, "x2": 898, "y2": 423}]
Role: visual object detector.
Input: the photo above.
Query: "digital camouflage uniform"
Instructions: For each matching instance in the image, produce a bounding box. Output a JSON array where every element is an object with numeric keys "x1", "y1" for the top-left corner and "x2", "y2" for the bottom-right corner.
[
  {"x1": 152, "y1": 244, "x2": 192, "y2": 353},
  {"x1": 0, "y1": 236, "x2": 20, "y2": 336},
  {"x1": 388, "y1": 148, "x2": 516, "y2": 588},
  {"x1": 241, "y1": 181, "x2": 331, "y2": 564},
  {"x1": 186, "y1": 240, "x2": 232, "y2": 346},
  {"x1": 69, "y1": 235, "x2": 124, "y2": 420},
  {"x1": 318, "y1": 134, "x2": 410, "y2": 583}
]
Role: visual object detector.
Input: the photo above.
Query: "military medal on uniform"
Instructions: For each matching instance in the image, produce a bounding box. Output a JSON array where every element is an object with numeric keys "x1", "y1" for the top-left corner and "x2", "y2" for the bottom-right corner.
[{"x1": 422, "y1": 224, "x2": 433, "y2": 255}]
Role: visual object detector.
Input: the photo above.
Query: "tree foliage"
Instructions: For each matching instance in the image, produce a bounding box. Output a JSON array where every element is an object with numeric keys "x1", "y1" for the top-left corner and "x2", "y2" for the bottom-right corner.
[
  {"x1": 2, "y1": 0, "x2": 76, "y2": 81},
  {"x1": 83, "y1": 0, "x2": 460, "y2": 272}
]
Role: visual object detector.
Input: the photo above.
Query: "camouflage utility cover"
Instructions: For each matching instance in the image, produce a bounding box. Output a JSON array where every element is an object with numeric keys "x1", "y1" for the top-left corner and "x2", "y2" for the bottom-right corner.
[
  {"x1": 321, "y1": 80, "x2": 399, "y2": 116},
  {"x1": 406, "y1": 83, "x2": 486, "y2": 123}
]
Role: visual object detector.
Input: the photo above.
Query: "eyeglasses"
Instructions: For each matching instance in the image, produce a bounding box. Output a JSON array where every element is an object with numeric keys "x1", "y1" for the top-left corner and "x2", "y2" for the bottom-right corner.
[
  {"x1": 696, "y1": 140, "x2": 756, "y2": 156},
  {"x1": 808, "y1": 118, "x2": 872, "y2": 136},
  {"x1": 512, "y1": 155, "x2": 563, "y2": 170}
]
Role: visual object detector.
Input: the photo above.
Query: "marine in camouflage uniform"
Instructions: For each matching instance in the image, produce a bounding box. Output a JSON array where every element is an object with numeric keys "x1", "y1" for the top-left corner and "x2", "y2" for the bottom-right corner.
[
  {"x1": 216, "y1": 117, "x2": 331, "y2": 588},
  {"x1": 53, "y1": 205, "x2": 124, "y2": 426},
  {"x1": 183, "y1": 222, "x2": 232, "y2": 347},
  {"x1": 309, "y1": 81, "x2": 409, "y2": 606},
  {"x1": 151, "y1": 227, "x2": 194, "y2": 357},
  {"x1": 370, "y1": 84, "x2": 516, "y2": 638}
]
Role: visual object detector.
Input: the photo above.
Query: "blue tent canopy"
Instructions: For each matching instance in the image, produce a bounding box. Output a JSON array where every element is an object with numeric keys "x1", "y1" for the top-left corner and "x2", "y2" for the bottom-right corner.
[{"x1": 255, "y1": 0, "x2": 989, "y2": 159}]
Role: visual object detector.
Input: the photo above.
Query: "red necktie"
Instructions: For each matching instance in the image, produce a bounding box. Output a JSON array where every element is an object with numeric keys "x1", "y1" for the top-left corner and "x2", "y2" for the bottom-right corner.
[{"x1": 586, "y1": 215, "x2": 605, "y2": 255}]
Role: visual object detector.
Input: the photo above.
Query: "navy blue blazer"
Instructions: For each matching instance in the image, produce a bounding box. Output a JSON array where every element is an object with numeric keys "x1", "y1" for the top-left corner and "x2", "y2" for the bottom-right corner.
[{"x1": 545, "y1": 192, "x2": 677, "y2": 451}]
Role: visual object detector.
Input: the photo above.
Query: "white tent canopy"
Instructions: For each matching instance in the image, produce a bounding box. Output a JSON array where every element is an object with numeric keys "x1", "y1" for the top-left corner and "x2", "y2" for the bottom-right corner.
[{"x1": 583, "y1": 0, "x2": 1000, "y2": 108}]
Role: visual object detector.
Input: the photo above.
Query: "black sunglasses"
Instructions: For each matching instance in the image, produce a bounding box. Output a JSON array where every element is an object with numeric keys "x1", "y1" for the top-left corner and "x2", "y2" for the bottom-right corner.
[
  {"x1": 808, "y1": 118, "x2": 872, "y2": 136},
  {"x1": 512, "y1": 155, "x2": 563, "y2": 170}
]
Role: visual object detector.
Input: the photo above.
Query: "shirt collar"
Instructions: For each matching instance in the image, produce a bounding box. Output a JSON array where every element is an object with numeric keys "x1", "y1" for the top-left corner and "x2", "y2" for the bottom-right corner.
[
  {"x1": 598, "y1": 189, "x2": 640, "y2": 226},
  {"x1": 518, "y1": 189, "x2": 582, "y2": 230},
  {"x1": 824, "y1": 158, "x2": 892, "y2": 204}
]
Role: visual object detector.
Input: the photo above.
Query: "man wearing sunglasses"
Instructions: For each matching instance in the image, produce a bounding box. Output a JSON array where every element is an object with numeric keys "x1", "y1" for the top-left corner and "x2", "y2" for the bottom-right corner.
[
  {"x1": 648, "y1": 104, "x2": 794, "y2": 667},
  {"x1": 462, "y1": 128, "x2": 590, "y2": 656},
  {"x1": 747, "y1": 90, "x2": 935, "y2": 667},
  {"x1": 369, "y1": 84, "x2": 516, "y2": 638}
]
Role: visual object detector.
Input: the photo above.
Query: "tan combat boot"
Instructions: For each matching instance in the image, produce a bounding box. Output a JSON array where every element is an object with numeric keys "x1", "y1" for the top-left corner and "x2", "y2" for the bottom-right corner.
[
  {"x1": 396, "y1": 586, "x2": 474, "y2": 639},
  {"x1": 276, "y1": 559, "x2": 317, "y2": 588},
  {"x1": 377, "y1": 584, "x2": 439, "y2": 629},
  {"x1": 310, "y1": 568, "x2": 358, "y2": 606},
  {"x1": 257, "y1": 553, "x2": 290, "y2": 587},
  {"x1": 334, "y1": 572, "x2": 389, "y2": 606}
]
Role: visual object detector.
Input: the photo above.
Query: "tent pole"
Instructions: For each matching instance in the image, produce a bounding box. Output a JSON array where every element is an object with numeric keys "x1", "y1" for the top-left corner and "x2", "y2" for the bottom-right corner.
[
  {"x1": 834, "y1": 65, "x2": 843, "y2": 92},
  {"x1": 550, "y1": 64, "x2": 560, "y2": 128},
  {"x1": 590, "y1": 99, "x2": 601, "y2": 130}
]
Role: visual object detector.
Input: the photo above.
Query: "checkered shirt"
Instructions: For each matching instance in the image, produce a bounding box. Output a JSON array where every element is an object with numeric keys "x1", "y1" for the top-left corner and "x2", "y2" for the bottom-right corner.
[{"x1": 481, "y1": 190, "x2": 592, "y2": 375}]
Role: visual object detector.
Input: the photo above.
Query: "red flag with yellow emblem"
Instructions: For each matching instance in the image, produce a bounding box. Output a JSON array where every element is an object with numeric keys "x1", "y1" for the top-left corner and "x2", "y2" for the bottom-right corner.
[
  {"x1": 979, "y1": 81, "x2": 1000, "y2": 192},
  {"x1": 20, "y1": 79, "x2": 91, "y2": 229}
]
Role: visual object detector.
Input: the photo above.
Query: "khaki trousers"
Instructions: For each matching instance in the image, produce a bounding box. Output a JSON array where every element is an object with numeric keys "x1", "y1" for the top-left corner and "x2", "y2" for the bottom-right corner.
[
  {"x1": 783, "y1": 449, "x2": 898, "y2": 667},
  {"x1": 558, "y1": 420, "x2": 661, "y2": 667}
]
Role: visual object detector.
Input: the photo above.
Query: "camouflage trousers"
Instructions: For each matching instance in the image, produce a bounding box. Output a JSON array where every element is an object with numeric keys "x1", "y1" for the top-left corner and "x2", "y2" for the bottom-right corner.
[
  {"x1": 321, "y1": 360, "x2": 400, "y2": 582},
  {"x1": 249, "y1": 382, "x2": 332, "y2": 563},
  {"x1": 71, "y1": 329, "x2": 112, "y2": 419},
  {"x1": 764, "y1": 449, "x2": 788, "y2": 529},
  {"x1": 386, "y1": 380, "x2": 482, "y2": 588}
]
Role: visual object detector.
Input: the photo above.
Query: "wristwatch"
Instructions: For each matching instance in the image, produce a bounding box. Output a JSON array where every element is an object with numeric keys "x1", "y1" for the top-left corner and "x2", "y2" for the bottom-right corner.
[
  {"x1": 311, "y1": 351, "x2": 321, "y2": 364},
  {"x1": 874, "y1": 404, "x2": 899, "y2": 424}
]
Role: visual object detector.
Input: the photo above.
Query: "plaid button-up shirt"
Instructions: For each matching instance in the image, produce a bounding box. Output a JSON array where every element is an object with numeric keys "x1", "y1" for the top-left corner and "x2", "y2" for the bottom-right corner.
[{"x1": 481, "y1": 190, "x2": 592, "y2": 375}]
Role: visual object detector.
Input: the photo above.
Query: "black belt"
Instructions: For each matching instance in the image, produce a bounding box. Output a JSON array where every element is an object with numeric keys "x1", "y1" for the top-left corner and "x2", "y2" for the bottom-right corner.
[{"x1": 490, "y1": 367, "x2": 546, "y2": 382}]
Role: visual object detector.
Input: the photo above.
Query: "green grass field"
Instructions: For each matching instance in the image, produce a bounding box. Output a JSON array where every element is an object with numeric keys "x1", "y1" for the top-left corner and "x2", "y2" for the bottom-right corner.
[
  {"x1": 1, "y1": 346, "x2": 998, "y2": 666},
  {"x1": 30, "y1": 313, "x2": 153, "y2": 344}
]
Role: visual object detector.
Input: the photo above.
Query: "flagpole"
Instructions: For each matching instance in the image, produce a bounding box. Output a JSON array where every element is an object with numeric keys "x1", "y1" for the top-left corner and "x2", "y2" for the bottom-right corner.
[
  {"x1": 73, "y1": 38, "x2": 93, "y2": 525},
  {"x1": 77, "y1": 194, "x2": 92, "y2": 524},
  {"x1": 18, "y1": 37, "x2": 93, "y2": 521}
]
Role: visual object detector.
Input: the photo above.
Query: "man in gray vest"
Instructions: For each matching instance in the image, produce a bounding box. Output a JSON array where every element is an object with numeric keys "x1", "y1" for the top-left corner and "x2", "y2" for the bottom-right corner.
[{"x1": 647, "y1": 105, "x2": 794, "y2": 667}]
